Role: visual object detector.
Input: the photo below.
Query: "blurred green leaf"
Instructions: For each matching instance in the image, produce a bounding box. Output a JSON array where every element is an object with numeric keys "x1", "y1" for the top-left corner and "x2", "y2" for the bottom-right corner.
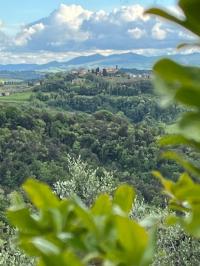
[
  {"x1": 91, "y1": 194, "x2": 112, "y2": 215},
  {"x1": 23, "y1": 178, "x2": 60, "y2": 209},
  {"x1": 153, "y1": 59, "x2": 200, "y2": 108},
  {"x1": 113, "y1": 184, "x2": 135, "y2": 213},
  {"x1": 147, "y1": 0, "x2": 200, "y2": 240},
  {"x1": 7, "y1": 179, "x2": 154, "y2": 266},
  {"x1": 7, "y1": 208, "x2": 40, "y2": 233},
  {"x1": 116, "y1": 216, "x2": 148, "y2": 265},
  {"x1": 157, "y1": 173, "x2": 200, "y2": 237},
  {"x1": 179, "y1": 112, "x2": 200, "y2": 142},
  {"x1": 31, "y1": 237, "x2": 60, "y2": 255},
  {"x1": 161, "y1": 151, "x2": 200, "y2": 177},
  {"x1": 159, "y1": 134, "x2": 200, "y2": 150}
]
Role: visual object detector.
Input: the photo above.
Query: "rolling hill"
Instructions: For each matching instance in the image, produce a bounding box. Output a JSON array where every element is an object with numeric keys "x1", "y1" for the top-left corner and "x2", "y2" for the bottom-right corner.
[{"x1": 0, "y1": 52, "x2": 199, "y2": 72}]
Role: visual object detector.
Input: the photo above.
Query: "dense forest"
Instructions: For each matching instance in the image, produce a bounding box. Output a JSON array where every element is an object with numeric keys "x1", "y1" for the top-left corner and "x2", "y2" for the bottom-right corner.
[{"x1": 0, "y1": 73, "x2": 181, "y2": 203}]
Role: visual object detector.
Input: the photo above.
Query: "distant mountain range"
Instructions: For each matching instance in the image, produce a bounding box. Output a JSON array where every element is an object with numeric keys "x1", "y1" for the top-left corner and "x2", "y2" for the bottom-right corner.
[{"x1": 0, "y1": 52, "x2": 199, "y2": 72}]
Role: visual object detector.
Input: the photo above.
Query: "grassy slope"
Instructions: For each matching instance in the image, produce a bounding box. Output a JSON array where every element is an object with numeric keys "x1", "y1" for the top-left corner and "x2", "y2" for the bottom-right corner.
[{"x1": 0, "y1": 91, "x2": 32, "y2": 103}]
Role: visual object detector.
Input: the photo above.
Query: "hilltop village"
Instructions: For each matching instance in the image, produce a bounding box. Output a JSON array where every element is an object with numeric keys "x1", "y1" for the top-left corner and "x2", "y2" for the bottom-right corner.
[{"x1": 0, "y1": 67, "x2": 151, "y2": 98}]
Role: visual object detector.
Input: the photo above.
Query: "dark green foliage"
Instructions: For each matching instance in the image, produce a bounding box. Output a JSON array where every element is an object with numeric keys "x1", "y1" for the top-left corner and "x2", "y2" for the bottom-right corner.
[
  {"x1": 35, "y1": 74, "x2": 180, "y2": 123},
  {"x1": 0, "y1": 103, "x2": 176, "y2": 202}
]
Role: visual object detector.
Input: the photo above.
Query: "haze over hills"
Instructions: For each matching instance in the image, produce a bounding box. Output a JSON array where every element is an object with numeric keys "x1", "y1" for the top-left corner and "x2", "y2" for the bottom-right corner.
[{"x1": 0, "y1": 52, "x2": 199, "y2": 72}]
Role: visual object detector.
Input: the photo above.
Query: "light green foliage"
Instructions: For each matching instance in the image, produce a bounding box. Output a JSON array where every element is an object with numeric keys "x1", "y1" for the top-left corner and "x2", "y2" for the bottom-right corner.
[
  {"x1": 3, "y1": 194, "x2": 200, "y2": 266},
  {"x1": 0, "y1": 225, "x2": 34, "y2": 266},
  {"x1": 0, "y1": 91, "x2": 32, "y2": 103},
  {"x1": 146, "y1": 0, "x2": 200, "y2": 237},
  {"x1": 132, "y1": 199, "x2": 200, "y2": 266},
  {"x1": 0, "y1": 187, "x2": 9, "y2": 222},
  {"x1": 53, "y1": 155, "x2": 116, "y2": 205},
  {"x1": 153, "y1": 223, "x2": 200, "y2": 266},
  {"x1": 153, "y1": 171, "x2": 200, "y2": 238},
  {"x1": 7, "y1": 179, "x2": 155, "y2": 266}
]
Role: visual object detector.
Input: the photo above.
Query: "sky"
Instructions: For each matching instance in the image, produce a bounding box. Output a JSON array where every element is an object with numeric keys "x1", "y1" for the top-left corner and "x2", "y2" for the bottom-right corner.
[
  {"x1": 0, "y1": 0, "x2": 176, "y2": 24},
  {"x1": 0, "y1": 0, "x2": 197, "y2": 64}
]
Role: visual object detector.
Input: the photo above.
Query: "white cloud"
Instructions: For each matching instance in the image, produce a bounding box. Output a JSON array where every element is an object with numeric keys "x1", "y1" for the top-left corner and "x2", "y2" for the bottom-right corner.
[
  {"x1": 178, "y1": 31, "x2": 196, "y2": 40},
  {"x1": 10, "y1": 4, "x2": 193, "y2": 52},
  {"x1": 15, "y1": 23, "x2": 45, "y2": 46},
  {"x1": 42, "y1": 4, "x2": 92, "y2": 43},
  {"x1": 152, "y1": 23, "x2": 167, "y2": 40},
  {"x1": 53, "y1": 4, "x2": 92, "y2": 28},
  {"x1": 9, "y1": 4, "x2": 155, "y2": 52},
  {"x1": 128, "y1": 27, "x2": 146, "y2": 39},
  {"x1": 114, "y1": 5, "x2": 149, "y2": 22},
  {"x1": 0, "y1": 3, "x2": 197, "y2": 64},
  {"x1": 0, "y1": 20, "x2": 4, "y2": 29},
  {"x1": 93, "y1": 10, "x2": 107, "y2": 22}
]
